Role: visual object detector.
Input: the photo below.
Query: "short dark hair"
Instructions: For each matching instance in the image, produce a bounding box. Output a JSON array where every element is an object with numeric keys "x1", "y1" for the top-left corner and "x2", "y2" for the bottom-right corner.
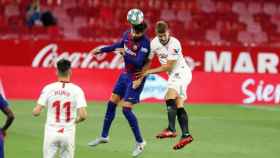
[
  {"x1": 56, "y1": 59, "x2": 71, "y2": 76},
  {"x1": 132, "y1": 21, "x2": 148, "y2": 33},
  {"x1": 156, "y1": 21, "x2": 169, "y2": 34}
]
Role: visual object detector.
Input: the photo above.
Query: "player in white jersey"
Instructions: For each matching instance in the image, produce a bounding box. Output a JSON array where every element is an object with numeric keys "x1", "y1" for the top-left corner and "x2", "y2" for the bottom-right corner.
[
  {"x1": 32, "y1": 59, "x2": 87, "y2": 158},
  {"x1": 137, "y1": 21, "x2": 193, "y2": 150}
]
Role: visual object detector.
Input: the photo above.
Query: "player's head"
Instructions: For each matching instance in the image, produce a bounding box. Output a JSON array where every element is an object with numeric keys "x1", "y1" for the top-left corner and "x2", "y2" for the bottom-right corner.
[
  {"x1": 131, "y1": 21, "x2": 147, "y2": 41},
  {"x1": 56, "y1": 59, "x2": 71, "y2": 78},
  {"x1": 155, "y1": 21, "x2": 170, "y2": 45}
]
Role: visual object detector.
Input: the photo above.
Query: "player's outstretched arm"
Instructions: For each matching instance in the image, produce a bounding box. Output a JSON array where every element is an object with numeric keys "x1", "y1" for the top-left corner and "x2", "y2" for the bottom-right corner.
[
  {"x1": 75, "y1": 107, "x2": 87, "y2": 124},
  {"x1": 90, "y1": 41, "x2": 124, "y2": 55},
  {"x1": 144, "y1": 59, "x2": 176, "y2": 76},
  {"x1": 32, "y1": 104, "x2": 44, "y2": 117}
]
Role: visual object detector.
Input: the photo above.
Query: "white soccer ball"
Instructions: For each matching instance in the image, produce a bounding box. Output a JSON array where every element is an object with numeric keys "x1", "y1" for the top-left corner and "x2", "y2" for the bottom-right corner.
[{"x1": 127, "y1": 8, "x2": 144, "y2": 25}]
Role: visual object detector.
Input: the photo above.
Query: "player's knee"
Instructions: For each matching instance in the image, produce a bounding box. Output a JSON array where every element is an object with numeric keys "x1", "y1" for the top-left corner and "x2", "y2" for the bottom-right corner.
[{"x1": 110, "y1": 94, "x2": 121, "y2": 104}]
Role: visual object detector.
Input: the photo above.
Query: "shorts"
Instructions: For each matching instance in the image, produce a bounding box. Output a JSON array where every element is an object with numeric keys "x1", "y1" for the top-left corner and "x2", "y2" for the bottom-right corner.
[
  {"x1": 113, "y1": 72, "x2": 146, "y2": 104},
  {"x1": 167, "y1": 70, "x2": 192, "y2": 101},
  {"x1": 43, "y1": 125, "x2": 76, "y2": 158}
]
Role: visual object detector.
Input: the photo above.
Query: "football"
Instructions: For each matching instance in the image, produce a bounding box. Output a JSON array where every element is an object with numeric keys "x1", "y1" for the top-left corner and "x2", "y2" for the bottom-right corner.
[{"x1": 127, "y1": 8, "x2": 144, "y2": 25}]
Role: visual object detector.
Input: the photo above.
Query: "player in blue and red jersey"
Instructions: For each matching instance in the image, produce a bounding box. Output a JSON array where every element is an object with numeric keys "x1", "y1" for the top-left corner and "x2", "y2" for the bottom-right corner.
[
  {"x1": 0, "y1": 94, "x2": 15, "y2": 158},
  {"x1": 88, "y1": 22, "x2": 150, "y2": 157}
]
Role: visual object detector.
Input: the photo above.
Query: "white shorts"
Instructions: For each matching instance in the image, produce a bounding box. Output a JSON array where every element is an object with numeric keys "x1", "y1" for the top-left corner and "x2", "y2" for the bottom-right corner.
[
  {"x1": 43, "y1": 125, "x2": 76, "y2": 158},
  {"x1": 167, "y1": 70, "x2": 192, "y2": 101}
]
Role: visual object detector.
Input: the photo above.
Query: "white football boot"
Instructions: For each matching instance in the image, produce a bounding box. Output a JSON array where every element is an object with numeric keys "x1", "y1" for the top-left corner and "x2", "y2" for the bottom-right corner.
[
  {"x1": 88, "y1": 137, "x2": 109, "y2": 147},
  {"x1": 132, "y1": 141, "x2": 146, "y2": 157}
]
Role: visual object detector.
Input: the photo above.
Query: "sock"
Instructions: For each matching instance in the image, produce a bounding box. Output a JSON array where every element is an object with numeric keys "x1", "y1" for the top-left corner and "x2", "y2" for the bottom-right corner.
[
  {"x1": 122, "y1": 107, "x2": 143, "y2": 143},
  {"x1": 166, "y1": 99, "x2": 177, "y2": 132},
  {"x1": 177, "y1": 108, "x2": 190, "y2": 137},
  {"x1": 101, "y1": 101, "x2": 117, "y2": 138}
]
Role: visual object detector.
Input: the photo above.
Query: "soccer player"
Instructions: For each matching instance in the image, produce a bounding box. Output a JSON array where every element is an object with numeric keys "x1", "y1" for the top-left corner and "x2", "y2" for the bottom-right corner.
[
  {"x1": 138, "y1": 21, "x2": 193, "y2": 150},
  {"x1": 87, "y1": 22, "x2": 150, "y2": 157},
  {"x1": 0, "y1": 94, "x2": 15, "y2": 158},
  {"x1": 33, "y1": 59, "x2": 87, "y2": 158}
]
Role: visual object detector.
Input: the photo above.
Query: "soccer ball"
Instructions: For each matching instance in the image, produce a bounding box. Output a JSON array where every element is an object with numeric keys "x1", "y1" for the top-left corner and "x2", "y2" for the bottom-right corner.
[{"x1": 127, "y1": 9, "x2": 144, "y2": 25}]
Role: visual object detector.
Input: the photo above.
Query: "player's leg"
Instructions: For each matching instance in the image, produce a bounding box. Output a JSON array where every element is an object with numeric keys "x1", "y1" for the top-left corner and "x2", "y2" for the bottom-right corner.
[
  {"x1": 100, "y1": 93, "x2": 122, "y2": 138},
  {"x1": 173, "y1": 96, "x2": 193, "y2": 150},
  {"x1": 172, "y1": 75, "x2": 193, "y2": 150},
  {"x1": 156, "y1": 88, "x2": 178, "y2": 139},
  {"x1": 88, "y1": 74, "x2": 127, "y2": 146},
  {"x1": 43, "y1": 129, "x2": 59, "y2": 158},
  {"x1": 122, "y1": 80, "x2": 146, "y2": 157},
  {"x1": 122, "y1": 102, "x2": 146, "y2": 157},
  {"x1": 60, "y1": 129, "x2": 75, "y2": 158}
]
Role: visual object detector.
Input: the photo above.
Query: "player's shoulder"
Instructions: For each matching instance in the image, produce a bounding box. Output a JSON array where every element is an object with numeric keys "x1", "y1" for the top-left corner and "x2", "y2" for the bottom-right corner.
[
  {"x1": 170, "y1": 36, "x2": 181, "y2": 46},
  {"x1": 151, "y1": 37, "x2": 161, "y2": 48},
  {"x1": 67, "y1": 83, "x2": 85, "y2": 94},
  {"x1": 42, "y1": 82, "x2": 59, "y2": 91}
]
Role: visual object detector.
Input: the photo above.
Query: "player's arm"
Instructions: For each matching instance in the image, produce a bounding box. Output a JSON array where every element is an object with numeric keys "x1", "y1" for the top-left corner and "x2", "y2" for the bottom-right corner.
[
  {"x1": 132, "y1": 58, "x2": 152, "y2": 89},
  {"x1": 32, "y1": 104, "x2": 44, "y2": 117},
  {"x1": 0, "y1": 95, "x2": 15, "y2": 136},
  {"x1": 33, "y1": 86, "x2": 48, "y2": 117},
  {"x1": 75, "y1": 88, "x2": 87, "y2": 124},
  {"x1": 75, "y1": 107, "x2": 87, "y2": 124},
  {"x1": 0, "y1": 106, "x2": 15, "y2": 132},
  {"x1": 90, "y1": 33, "x2": 126, "y2": 55},
  {"x1": 144, "y1": 59, "x2": 176, "y2": 76}
]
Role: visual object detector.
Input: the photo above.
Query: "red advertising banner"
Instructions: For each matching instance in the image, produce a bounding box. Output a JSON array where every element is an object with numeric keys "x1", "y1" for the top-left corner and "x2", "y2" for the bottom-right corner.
[
  {"x1": 0, "y1": 66, "x2": 279, "y2": 105},
  {"x1": 0, "y1": 40, "x2": 280, "y2": 74}
]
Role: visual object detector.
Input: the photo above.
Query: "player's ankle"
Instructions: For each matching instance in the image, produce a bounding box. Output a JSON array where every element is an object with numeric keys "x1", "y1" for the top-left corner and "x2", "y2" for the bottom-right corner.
[{"x1": 181, "y1": 133, "x2": 190, "y2": 138}]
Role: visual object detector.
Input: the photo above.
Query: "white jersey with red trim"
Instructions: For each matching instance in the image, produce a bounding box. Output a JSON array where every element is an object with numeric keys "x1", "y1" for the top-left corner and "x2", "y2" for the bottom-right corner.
[
  {"x1": 37, "y1": 81, "x2": 87, "y2": 129},
  {"x1": 149, "y1": 36, "x2": 192, "y2": 100},
  {"x1": 149, "y1": 36, "x2": 191, "y2": 76}
]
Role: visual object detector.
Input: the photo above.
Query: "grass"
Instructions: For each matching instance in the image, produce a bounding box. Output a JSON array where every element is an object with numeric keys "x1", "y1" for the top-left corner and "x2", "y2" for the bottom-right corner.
[{"x1": 1, "y1": 100, "x2": 280, "y2": 158}]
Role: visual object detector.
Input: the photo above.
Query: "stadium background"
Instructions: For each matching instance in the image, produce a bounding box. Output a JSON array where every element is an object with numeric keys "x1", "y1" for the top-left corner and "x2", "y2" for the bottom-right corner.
[{"x1": 0, "y1": 0, "x2": 279, "y2": 158}]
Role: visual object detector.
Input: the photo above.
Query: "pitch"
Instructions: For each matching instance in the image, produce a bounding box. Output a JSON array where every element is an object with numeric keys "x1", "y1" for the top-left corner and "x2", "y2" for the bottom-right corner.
[{"x1": 1, "y1": 100, "x2": 280, "y2": 158}]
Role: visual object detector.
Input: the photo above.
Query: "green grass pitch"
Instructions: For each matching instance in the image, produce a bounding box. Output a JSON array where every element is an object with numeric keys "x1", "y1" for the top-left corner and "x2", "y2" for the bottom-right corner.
[{"x1": 1, "y1": 100, "x2": 280, "y2": 158}]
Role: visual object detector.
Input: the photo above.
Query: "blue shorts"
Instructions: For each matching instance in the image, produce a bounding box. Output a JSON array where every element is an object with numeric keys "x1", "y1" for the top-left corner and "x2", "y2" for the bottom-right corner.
[{"x1": 113, "y1": 72, "x2": 146, "y2": 104}]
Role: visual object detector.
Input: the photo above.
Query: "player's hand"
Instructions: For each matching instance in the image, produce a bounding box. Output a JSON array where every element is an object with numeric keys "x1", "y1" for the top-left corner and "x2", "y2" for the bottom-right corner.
[
  {"x1": 116, "y1": 48, "x2": 125, "y2": 56},
  {"x1": 132, "y1": 78, "x2": 143, "y2": 89},
  {"x1": 89, "y1": 48, "x2": 101, "y2": 55},
  {"x1": 135, "y1": 70, "x2": 149, "y2": 78}
]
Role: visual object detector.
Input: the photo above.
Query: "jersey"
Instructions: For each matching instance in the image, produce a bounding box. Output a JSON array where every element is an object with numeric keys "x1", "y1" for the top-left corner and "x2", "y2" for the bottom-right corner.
[
  {"x1": 149, "y1": 36, "x2": 191, "y2": 76},
  {"x1": 100, "y1": 29, "x2": 151, "y2": 80},
  {"x1": 149, "y1": 36, "x2": 192, "y2": 100},
  {"x1": 37, "y1": 81, "x2": 87, "y2": 129},
  {"x1": 100, "y1": 30, "x2": 151, "y2": 103}
]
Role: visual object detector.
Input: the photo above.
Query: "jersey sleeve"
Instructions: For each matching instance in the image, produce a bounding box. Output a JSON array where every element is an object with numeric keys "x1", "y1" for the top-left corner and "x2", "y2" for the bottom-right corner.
[
  {"x1": 75, "y1": 88, "x2": 87, "y2": 108},
  {"x1": 167, "y1": 40, "x2": 182, "y2": 61},
  {"x1": 37, "y1": 86, "x2": 49, "y2": 106},
  {"x1": 0, "y1": 94, "x2": 8, "y2": 109},
  {"x1": 100, "y1": 31, "x2": 127, "y2": 53}
]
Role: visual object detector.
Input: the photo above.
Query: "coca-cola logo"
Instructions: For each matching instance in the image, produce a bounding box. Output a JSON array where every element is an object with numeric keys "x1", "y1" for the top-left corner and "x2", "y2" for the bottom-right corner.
[
  {"x1": 242, "y1": 78, "x2": 280, "y2": 104},
  {"x1": 32, "y1": 43, "x2": 124, "y2": 69}
]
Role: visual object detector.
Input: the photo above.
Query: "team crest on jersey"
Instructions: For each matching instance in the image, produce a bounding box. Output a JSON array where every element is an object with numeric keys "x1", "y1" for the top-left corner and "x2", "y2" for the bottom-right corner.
[
  {"x1": 140, "y1": 47, "x2": 148, "y2": 53},
  {"x1": 173, "y1": 48, "x2": 179, "y2": 53}
]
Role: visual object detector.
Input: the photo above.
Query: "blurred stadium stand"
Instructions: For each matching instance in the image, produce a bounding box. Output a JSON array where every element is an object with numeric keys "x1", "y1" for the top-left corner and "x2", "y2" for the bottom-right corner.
[{"x1": 1, "y1": 0, "x2": 280, "y2": 46}]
